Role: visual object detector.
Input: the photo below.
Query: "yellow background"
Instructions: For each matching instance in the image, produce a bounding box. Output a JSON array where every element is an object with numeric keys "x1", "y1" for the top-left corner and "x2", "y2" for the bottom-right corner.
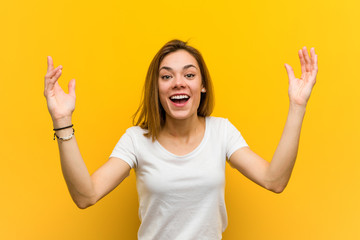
[{"x1": 1, "y1": 0, "x2": 359, "y2": 239}]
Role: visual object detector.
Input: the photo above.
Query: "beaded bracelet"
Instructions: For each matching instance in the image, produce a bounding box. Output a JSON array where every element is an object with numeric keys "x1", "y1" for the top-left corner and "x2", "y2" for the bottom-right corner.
[{"x1": 53, "y1": 128, "x2": 75, "y2": 141}]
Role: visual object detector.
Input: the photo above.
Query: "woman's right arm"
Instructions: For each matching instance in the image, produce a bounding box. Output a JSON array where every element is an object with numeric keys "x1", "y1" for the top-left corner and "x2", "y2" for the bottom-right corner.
[{"x1": 44, "y1": 56, "x2": 131, "y2": 209}]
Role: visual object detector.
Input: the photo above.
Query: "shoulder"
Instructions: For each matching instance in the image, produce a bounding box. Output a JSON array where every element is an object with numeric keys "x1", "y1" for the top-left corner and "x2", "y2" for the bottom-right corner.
[
  {"x1": 206, "y1": 116, "x2": 227, "y2": 123},
  {"x1": 113, "y1": 126, "x2": 149, "y2": 151},
  {"x1": 125, "y1": 126, "x2": 147, "y2": 136},
  {"x1": 206, "y1": 116, "x2": 230, "y2": 129},
  {"x1": 123, "y1": 126, "x2": 152, "y2": 144}
]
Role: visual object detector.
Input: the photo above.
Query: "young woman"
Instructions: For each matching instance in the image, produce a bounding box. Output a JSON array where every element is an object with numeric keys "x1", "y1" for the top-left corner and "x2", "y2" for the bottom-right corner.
[{"x1": 44, "y1": 40, "x2": 318, "y2": 239}]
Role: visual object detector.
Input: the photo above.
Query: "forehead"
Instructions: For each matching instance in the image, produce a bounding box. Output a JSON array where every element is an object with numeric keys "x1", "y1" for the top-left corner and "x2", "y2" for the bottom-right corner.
[{"x1": 159, "y1": 50, "x2": 199, "y2": 70}]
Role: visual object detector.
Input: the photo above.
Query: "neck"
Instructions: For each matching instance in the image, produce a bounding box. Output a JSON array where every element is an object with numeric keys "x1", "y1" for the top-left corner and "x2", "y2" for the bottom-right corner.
[{"x1": 162, "y1": 114, "x2": 205, "y2": 139}]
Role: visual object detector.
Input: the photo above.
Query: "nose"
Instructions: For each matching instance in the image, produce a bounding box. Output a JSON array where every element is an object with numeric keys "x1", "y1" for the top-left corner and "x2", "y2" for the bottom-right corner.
[{"x1": 173, "y1": 75, "x2": 186, "y2": 89}]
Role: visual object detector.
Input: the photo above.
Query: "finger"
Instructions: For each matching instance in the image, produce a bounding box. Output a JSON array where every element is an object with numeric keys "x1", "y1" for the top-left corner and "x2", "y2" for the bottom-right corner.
[
  {"x1": 47, "y1": 56, "x2": 54, "y2": 72},
  {"x1": 45, "y1": 65, "x2": 63, "y2": 80},
  {"x1": 68, "y1": 79, "x2": 76, "y2": 98},
  {"x1": 284, "y1": 64, "x2": 295, "y2": 83},
  {"x1": 310, "y1": 48, "x2": 318, "y2": 73},
  {"x1": 45, "y1": 69, "x2": 62, "y2": 94},
  {"x1": 310, "y1": 48, "x2": 315, "y2": 72},
  {"x1": 302, "y1": 47, "x2": 311, "y2": 72},
  {"x1": 298, "y1": 49, "x2": 306, "y2": 74}
]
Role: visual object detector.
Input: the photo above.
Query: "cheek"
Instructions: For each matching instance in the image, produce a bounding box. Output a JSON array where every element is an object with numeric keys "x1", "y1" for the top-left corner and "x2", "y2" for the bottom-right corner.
[
  {"x1": 158, "y1": 83, "x2": 168, "y2": 107},
  {"x1": 191, "y1": 83, "x2": 203, "y2": 99}
]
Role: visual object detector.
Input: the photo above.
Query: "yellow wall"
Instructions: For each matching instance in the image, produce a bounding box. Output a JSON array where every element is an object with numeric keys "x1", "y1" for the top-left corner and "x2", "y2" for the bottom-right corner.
[{"x1": 1, "y1": 0, "x2": 359, "y2": 239}]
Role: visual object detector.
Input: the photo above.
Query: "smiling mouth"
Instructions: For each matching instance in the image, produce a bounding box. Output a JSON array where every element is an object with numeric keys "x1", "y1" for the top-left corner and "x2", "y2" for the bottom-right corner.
[{"x1": 169, "y1": 95, "x2": 190, "y2": 104}]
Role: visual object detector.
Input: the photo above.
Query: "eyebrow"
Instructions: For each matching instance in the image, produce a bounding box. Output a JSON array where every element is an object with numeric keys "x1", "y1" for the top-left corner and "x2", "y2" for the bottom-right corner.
[{"x1": 159, "y1": 64, "x2": 198, "y2": 71}]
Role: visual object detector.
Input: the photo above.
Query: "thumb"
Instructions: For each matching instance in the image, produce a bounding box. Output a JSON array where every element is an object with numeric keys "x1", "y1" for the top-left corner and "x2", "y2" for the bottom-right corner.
[
  {"x1": 284, "y1": 63, "x2": 295, "y2": 83},
  {"x1": 68, "y1": 79, "x2": 76, "y2": 98}
]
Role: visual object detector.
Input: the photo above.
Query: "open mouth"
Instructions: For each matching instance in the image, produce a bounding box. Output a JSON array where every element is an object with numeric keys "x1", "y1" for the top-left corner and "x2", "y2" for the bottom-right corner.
[{"x1": 169, "y1": 94, "x2": 190, "y2": 104}]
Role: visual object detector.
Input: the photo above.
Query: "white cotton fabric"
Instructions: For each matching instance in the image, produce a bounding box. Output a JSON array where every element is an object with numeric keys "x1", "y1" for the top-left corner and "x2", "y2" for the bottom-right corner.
[{"x1": 110, "y1": 117, "x2": 248, "y2": 240}]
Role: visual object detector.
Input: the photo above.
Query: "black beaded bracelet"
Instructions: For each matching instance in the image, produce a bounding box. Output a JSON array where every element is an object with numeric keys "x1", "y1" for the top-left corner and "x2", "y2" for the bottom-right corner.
[{"x1": 53, "y1": 124, "x2": 73, "y2": 131}]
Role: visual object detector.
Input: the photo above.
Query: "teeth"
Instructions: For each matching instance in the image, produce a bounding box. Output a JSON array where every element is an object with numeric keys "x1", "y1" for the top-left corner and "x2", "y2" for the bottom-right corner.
[{"x1": 170, "y1": 95, "x2": 189, "y2": 100}]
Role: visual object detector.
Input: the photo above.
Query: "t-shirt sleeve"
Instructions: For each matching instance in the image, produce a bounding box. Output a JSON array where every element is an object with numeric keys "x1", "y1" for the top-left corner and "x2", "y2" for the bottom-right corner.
[
  {"x1": 109, "y1": 128, "x2": 138, "y2": 169},
  {"x1": 225, "y1": 119, "x2": 248, "y2": 159}
]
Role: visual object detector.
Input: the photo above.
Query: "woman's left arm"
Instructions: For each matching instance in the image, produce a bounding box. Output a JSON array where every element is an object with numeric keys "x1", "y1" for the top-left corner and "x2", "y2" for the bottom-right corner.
[{"x1": 229, "y1": 47, "x2": 318, "y2": 193}]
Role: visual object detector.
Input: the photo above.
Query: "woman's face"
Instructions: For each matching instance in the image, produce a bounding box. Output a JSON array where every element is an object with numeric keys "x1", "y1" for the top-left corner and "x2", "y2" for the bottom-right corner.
[{"x1": 158, "y1": 50, "x2": 205, "y2": 121}]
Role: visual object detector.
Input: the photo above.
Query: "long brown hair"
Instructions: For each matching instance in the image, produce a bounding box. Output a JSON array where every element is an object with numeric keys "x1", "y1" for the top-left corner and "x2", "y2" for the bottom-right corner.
[{"x1": 133, "y1": 39, "x2": 214, "y2": 141}]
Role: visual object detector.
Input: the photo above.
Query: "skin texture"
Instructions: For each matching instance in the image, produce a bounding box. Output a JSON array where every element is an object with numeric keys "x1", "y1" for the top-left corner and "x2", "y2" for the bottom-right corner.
[{"x1": 43, "y1": 46, "x2": 318, "y2": 209}]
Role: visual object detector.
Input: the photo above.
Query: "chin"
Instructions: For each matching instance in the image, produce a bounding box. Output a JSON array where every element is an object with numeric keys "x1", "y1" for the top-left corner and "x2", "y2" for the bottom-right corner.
[{"x1": 166, "y1": 111, "x2": 197, "y2": 121}]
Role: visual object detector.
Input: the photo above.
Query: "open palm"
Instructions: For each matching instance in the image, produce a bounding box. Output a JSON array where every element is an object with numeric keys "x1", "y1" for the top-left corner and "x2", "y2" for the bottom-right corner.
[
  {"x1": 285, "y1": 47, "x2": 318, "y2": 107},
  {"x1": 44, "y1": 56, "x2": 76, "y2": 121}
]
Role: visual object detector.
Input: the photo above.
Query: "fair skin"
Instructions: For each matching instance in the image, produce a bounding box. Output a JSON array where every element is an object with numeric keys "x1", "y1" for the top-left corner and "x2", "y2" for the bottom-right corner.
[
  {"x1": 157, "y1": 50, "x2": 206, "y2": 155},
  {"x1": 44, "y1": 46, "x2": 317, "y2": 208},
  {"x1": 44, "y1": 57, "x2": 131, "y2": 209},
  {"x1": 229, "y1": 47, "x2": 318, "y2": 193}
]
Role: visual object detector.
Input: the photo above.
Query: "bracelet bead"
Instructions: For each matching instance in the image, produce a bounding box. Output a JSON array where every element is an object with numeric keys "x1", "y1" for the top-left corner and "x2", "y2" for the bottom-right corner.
[{"x1": 53, "y1": 128, "x2": 75, "y2": 141}]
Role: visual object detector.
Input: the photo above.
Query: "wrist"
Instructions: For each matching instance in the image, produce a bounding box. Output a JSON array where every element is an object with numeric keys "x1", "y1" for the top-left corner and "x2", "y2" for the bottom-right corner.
[
  {"x1": 52, "y1": 116, "x2": 73, "y2": 129},
  {"x1": 289, "y1": 101, "x2": 306, "y2": 110},
  {"x1": 288, "y1": 103, "x2": 306, "y2": 118},
  {"x1": 53, "y1": 127, "x2": 75, "y2": 141}
]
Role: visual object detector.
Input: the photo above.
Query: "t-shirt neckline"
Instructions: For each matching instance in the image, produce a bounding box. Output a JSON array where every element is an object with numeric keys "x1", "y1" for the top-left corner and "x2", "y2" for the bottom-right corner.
[{"x1": 154, "y1": 117, "x2": 209, "y2": 159}]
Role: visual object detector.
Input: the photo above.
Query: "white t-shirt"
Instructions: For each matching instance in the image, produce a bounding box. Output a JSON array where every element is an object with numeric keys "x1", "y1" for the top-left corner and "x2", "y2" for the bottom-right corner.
[{"x1": 110, "y1": 116, "x2": 248, "y2": 240}]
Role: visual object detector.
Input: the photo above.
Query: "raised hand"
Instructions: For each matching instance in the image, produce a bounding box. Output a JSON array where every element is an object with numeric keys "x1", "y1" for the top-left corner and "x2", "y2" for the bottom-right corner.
[
  {"x1": 285, "y1": 47, "x2": 318, "y2": 108},
  {"x1": 44, "y1": 56, "x2": 76, "y2": 125}
]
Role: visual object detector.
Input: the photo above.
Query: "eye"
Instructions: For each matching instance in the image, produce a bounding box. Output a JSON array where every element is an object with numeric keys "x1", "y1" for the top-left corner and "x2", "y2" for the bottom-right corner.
[
  {"x1": 161, "y1": 75, "x2": 172, "y2": 80},
  {"x1": 185, "y1": 73, "x2": 195, "y2": 79}
]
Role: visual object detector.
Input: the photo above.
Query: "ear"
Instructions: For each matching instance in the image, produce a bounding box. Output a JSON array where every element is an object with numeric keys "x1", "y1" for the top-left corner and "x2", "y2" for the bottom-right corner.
[{"x1": 201, "y1": 87, "x2": 206, "y2": 93}]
